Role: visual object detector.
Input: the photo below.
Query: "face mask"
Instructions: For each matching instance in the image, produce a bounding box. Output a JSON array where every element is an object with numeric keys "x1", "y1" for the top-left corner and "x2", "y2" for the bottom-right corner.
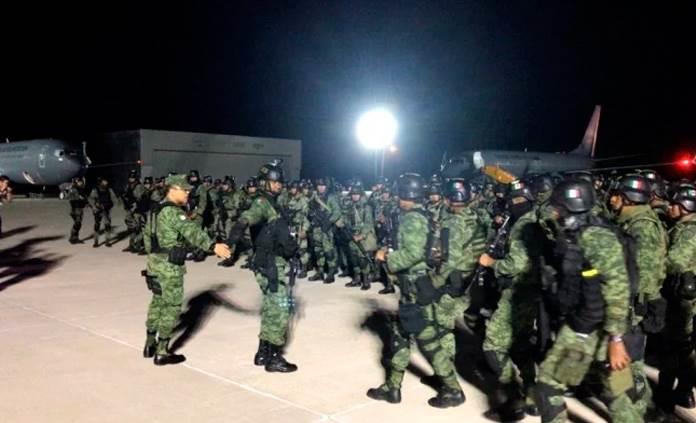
[{"x1": 509, "y1": 200, "x2": 533, "y2": 220}]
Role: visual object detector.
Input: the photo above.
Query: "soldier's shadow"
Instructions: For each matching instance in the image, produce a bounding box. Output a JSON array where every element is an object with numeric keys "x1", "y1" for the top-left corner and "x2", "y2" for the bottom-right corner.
[
  {"x1": 170, "y1": 284, "x2": 255, "y2": 353},
  {"x1": 0, "y1": 235, "x2": 67, "y2": 292},
  {"x1": 0, "y1": 225, "x2": 37, "y2": 239}
]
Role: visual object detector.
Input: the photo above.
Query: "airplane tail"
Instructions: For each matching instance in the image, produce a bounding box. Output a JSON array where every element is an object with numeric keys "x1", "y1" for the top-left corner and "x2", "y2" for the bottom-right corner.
[{"x1": 570, "y1": 105, "x2": 601, "y2": 158}]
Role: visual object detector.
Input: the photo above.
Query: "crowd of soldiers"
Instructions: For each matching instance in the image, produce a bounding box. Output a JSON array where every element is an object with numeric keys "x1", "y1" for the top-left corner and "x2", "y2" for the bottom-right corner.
[{"x1": 58, "y1": 162, "x2": 696, "y2": 421}]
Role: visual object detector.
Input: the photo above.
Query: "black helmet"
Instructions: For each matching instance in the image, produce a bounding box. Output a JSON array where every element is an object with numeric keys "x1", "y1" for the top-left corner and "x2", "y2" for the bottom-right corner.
[
  {"x1": 612, "y1": 174, "x2": 651, "y2": 204},
  {"x1": 508, "y1": 179, "x2": 534, "y2": 202},
  {"x1": 382, "y1": 185, "x2": 392, "y2": 194},
  {"x1": 203, "y1": 175, "x2": 213, "y2": 184},
  {"x1": 550, "y1": 179, "x2": 596, "y2": 214},
  {"x1": 72, "y1": 176, "x2": 84, "y2": 184},
  {"x1": 156, "y1": 177, "x2": 165, "y2": 184},
  {"x1": 565, "y1": 171, "x2": 593, "y2": 184},
  {"x1": 315, "y1": 178, "x2": 327, "y2": 187},
  {"x1": 671, "y1": 184, "x2": 696, "y2": 213},
  {"x1": 444, "y1": 178, "x2": 471, "y2": 204},
  {"x1": 143, "y1": 176, "x2": 153, "y2": 185},
  {"x1": 397, "y1": 173, "x2": 425, "y2": 201},
  {"x1": 531, "y1": 174, "x2": 554, "y2": 197},
  {"x1": 258, "y1": 159, "x2": 285, "y2": 183},
  {"x1": 350, "y1": 182, "x2": 364, "y2": 195},
  {"x1": 288, "y1": 180, "x2": 300, "y2": 190},
  {"x1": 246, "y1": 177, "x2": 258, "y2": 188},
  {"x1": 427, "y1": 182, "x2": 442, "y2": 196},
  {"x1": 493, "y1": 183, "x2": 507, "y2": 195},
  {"x1": 128, "y1": 169, "x2": 137, "y2": 179},
  {"x1": 639, "y1": 169, "x2": 661, "y2": 182},
  {"x1": 189, "y1": 170, "x2": 200, "y2": 178}
]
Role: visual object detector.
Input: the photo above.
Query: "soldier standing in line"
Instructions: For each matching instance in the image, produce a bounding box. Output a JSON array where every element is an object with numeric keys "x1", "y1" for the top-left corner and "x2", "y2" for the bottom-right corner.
[
  {"x1": 123, "y1": 170, "x2": 146, "y2": 253},
  {"x1": 67, "y1": 176, "x2": 89, "y2": 244},
  {"x1": 89, "y1": 177, "x2": 119, "y2": 248},
  {"x1": 343, "y1": 182, "x2": 377, "y2": 290},
  {"x1": 142, "y1": 174, "x2": 230, "y2": 365},
  {"x1": 0, "y1": 175, "x2": 12, "y2": 237}
]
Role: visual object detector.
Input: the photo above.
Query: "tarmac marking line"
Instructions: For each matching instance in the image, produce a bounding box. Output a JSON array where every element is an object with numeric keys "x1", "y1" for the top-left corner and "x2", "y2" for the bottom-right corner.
[{"x1": 6, "y1": 300, "x2": 328, "y2": 420}]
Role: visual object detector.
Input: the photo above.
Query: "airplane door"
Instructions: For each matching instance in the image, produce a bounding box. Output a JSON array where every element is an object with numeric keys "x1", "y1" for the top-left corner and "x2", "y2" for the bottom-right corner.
[{"x1": 38, "y1": 147, "x2": 47, "y2": 168}]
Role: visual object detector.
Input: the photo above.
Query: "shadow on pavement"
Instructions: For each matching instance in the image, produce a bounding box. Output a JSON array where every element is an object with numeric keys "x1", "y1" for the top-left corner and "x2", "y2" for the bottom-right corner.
[
  {"x1": 170, "y1": 284, "x2": 256, "y2": 353},
  {"x1": 0, "y1": 225, "x2": 37, "y2": 239},
  {"x1": 0, "y1": 235, "x2": 68, "y2": 292}
]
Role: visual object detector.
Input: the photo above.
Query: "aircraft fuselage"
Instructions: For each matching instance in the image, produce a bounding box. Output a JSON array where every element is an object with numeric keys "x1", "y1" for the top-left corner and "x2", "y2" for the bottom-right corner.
[{"x1": 0, "y1": 139, "x2": 85, "y2": 185}]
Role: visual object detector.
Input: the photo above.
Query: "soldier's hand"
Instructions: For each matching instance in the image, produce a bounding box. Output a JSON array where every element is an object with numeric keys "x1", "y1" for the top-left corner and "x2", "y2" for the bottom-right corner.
[
  {"x1": 335, "y1": 219, "x2": 345, "y2": 228},
  {"x1": 353, "y1": 234, "x2": 364, "y2": 242},
  {"x1": 608, "y1": 338, "x2": 631, "y2": 371},
  {"x1": 214, "y1": 243, "x2": 232, "y2": 259},
  {"x1": 479, "y1": 253, "x2": 496, "y2": 268},
  {"x1": 375, "y1": 248, "x2": 388, "y2": 262}
]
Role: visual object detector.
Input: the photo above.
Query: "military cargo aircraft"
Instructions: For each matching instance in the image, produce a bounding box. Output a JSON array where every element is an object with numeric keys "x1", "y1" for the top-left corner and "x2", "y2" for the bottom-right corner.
[
  {"x1": 0, "y1": 139, "x2": 90, "y2": 185},
  {"x1": 441, "y1": 106, "x2": 601, "y2": 182}
]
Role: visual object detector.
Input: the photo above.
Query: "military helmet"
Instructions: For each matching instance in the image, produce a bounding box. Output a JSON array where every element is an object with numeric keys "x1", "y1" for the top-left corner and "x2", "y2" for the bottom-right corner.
[
  {"x1": 508, "y1": 179, "x2": 534, "y2": 202},
  {"x1": 566, "y1": 171, "x2": 593, "y2": 184},
  {"x1": 246, "y1": 177, "x2": 258, "y2": 188},
  {"x1": 288, "y1": 180, "x2": 300, "y2": 190},
  {"x1": 258, "y1": 159, "x2": 285, "y2": 183},
  {"x1": 315, "y1": 177, "x2": 328, "y2": 187},
  {"x1": 444, "y1": 178, "x2": 471, "y2": 204},
  {"x1": 493, "y1": 183, "x2": 507, "y2": 195},
  {"x1": 143, "y1": 176, "x2": 153, "y2": 185},
  {"x1": 671, "y1": 184, "x2": 696, "y2": 213},
  {"x1": 531, "y1": 174, "x2": 554, "y2": 197},
  {"x1": 189, "y1": 170, "x2": 200, "y2": 178},
  {"x1": 350, "y1": 182, "x2": 364, "y2": 195},
  {"x1": 382, "y1": 185, "x2": 392, "y2": 194},
  {"x1": 397, "y1": 173, "x2": 425, "y2": 201},
  {"x1": 72, "y1": 176, "x2": 84, "y2": 184},
  {"x1": 127, "y1": 169, "x2": 137, "y2": 179},
  {"x1": 427, "y1": 182, "x2": 442, "y2": 196},
  {"x1": 639, "y1": 169, "x2": 661, "y2": 182},
  {"x1": 612, "y1": 174, "x2": 651, "y2": 204},
  {"x1": 550, "y1": 179, "x2": 596, "y2": 214}
]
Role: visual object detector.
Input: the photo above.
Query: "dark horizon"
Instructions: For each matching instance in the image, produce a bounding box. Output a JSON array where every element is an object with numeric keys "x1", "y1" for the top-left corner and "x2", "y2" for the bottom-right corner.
[{"x1": 4, "y1": 2, "x2": 696, "y2": 181}]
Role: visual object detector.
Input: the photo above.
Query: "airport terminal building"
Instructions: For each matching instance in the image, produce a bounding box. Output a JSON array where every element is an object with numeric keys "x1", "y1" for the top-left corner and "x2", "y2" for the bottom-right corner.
[{"x1": 90, "y1": 129, "x2": 302, "y2": 184}]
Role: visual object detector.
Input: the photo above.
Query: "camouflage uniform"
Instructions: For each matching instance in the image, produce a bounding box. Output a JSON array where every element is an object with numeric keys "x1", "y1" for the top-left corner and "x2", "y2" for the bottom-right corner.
[
  {"x1": 483, "y1": 208, "x2": 548, "y2": 411},
  {"x1": 217, "y1": 187, "x2": 241, "y2": 238},
  {"x1": 345, "y1": 196, "x2": 377, "y2": 286},
  {"x1": 66, "y1": 182, "x2": 89, "y2": 243},
  {"x1": 123, "y1": 181, "x2": 147, "y2": 251},
  {"x1": 614, "y1": 204, "x2": 667, "y2": 416},
  {"x1": 535, "y1": 225, "x2": 638, "y2": 423},
  {"x1": 143, "y1": 200, "x2": 215, "y2": 355},
  {"x1": 309, "y1": 191, "x2": 342, "y2": 277},
  {"x1": 285, "y1": 193, "x2": 310, "y2": 273},
  {"x1": 89, "y1": 184, "x2": 118, "y2": 247},
  {"x1": 373, "y1": 204, "x2": 464, "y2": 399}
]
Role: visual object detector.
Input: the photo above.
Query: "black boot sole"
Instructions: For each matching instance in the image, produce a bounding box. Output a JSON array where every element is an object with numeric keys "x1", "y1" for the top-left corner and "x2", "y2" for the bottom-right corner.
[
  {"x1": 153, "y1": 354, "x2": 186, "y2": 366},
  {"x1": 265, "y1": 364, "x2": 298, "y2": 373},
  {"x1": 143, "y1": 346, "x2": 155, "y2": 358}
]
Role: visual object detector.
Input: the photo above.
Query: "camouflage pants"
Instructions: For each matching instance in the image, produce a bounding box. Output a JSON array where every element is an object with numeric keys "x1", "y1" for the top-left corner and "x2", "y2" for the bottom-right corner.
[
  {"x1": 255, "y1": 260, "x2": 292, "y2": 346},
  {"x1": 311, "y1": 227, "x2": 337, "y2": 271},
  {"x1": 384, "y1": 296, "x2": 463, "y2": 392},
  {"x1": 70, "y1": 207, "x2": 84, "y2": 239},
  {"x1": 348, "y1": 241, "x2": 374, "y2": 278},
  {"x1": 659, "y1": 297, "x2": 696, "y2": 392},
  {"x1": 482, "y1": 286, "x2": 539, "y2": 397},
  {"x1": 125, "y1": 211, "x2": 146, "y2": 249},
  {"x1": 145, "y1": 274, "x2": 184, "y2": 340},
  {"x1": 535, "y1": 325, "x2": 640, "y2": 423},
  {"x1": 297, "y1": 236, "x2": 309, "y2": 268},
  {"x1": 93, "y1": 208, "x2": 113, "y2": 237}
]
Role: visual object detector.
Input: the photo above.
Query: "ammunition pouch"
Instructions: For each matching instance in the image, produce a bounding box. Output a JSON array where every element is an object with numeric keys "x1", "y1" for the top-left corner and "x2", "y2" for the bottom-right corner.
[
  {"x1": 141, "y1": 270, "x2": 162, "y2": 296},
  {"x1": 624, "y1": 329, "x2": 646, "y2": 362},
  {"x1": 167, "y1": 247, "x2": 187, "y2": 266},
  {"x1": 639, "y1": 298, "x2": 667, "y2": 334},
  {"x1": 415, "y1": 274, "x2": 441, "y2": 306},
  {"x1": 445, "y1": 270, "x2": 469, "y2": 297},
  {"x1": 672, "y1": 272, "x2": 696, "y2": 300},
  {"x1": 398, "y1": 302, "x2": 427, "y2": 335}
]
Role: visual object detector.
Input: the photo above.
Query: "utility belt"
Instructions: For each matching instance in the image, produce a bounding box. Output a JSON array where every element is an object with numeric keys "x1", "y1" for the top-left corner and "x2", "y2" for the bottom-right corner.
[
  {"x1": 150, "y1": 246, "x2": 187, "y2": 266},
  {"x1": 141, "y1": 270, "x2": 162, "y2": 295},
  {"x1": 397, "y1": 270, "x2": 468, "y2": 307}
]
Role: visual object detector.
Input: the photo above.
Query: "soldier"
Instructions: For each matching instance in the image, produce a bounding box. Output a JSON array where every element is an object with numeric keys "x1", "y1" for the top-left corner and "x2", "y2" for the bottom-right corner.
[
  {"x1": 308, "y1": 178, "x2": 342, "y2": 283},
  {"x1": 202, "y1": 175, "x2": 218, "y2": 235},
  {"x1": 142, "y1": 174, "x2": 230, "y2": 365},
  {"x1": 0, "y1": 175, "x2": 12, "y2": 237},
  {"x1": 122, "y1": 170, "x2": 146, "y2": 253},
  {"x1": 656, "y1": 184, "x2": 696, "y2": 411},
  {"x1": 343, "y1": 183, "x2": 377, "y2": 290},
  {"x1": 89, "y1": 177, "x2": 118, "y2": 248},
  {"x1": 368, "y1": 173, "x2": 466, "y2": 408},
  {"x1": 479, "y1": 179, "x2": 547, "y2": 419},
  {"x1": 608, "y1": 174, "x2": 668, "y2": 418},
  {"x1": 67, "y1": 176, "x2": 89, "y2": 244},
  {"x1": 284, "y1": 181, "x2": 310, "y2": 278},
  {"x1": 227, "y1": 160, "x2": 300, "y2": 373},
  {"x1": 534, "y1": 179, "x2": 639, "y2": 423},
  {"x1": 150, "y1": 177, "x2": 166, "y2": 208},
  {"x1": 426, "y1": 177, "x2": 447, "y2": 227},
  {"x1": 374, "y1": 186, "x2": 400, "y2": 294}
]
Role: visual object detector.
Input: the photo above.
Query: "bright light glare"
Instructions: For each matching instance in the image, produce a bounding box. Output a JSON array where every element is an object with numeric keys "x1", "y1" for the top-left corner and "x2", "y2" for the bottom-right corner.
[
  {"x1": 389, "y1": 144, "x2": 398, "y2": 153},
  {"x1": 356, "y1": 108, "x2": 398, "y2": 150}
]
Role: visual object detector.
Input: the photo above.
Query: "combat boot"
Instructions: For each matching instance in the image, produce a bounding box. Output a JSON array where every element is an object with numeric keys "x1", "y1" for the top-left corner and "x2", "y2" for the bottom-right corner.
[
  {"x1": 264, "y1": 344, "x2": 297, "y2": 373},
  {"x1": 122, "y1": 246, "x2": 134, "y2": 253},
  {"x1": 93, "y1": 233, "x2": 100, "y2": 248},
  {"x1": 308, "y1": 272, "x2": 323, "y2": 282},
  {"x1": 379, "y1": 279, "x2": 395, "y2": 294},
  {"x1": 339, "y1": 268, "x2": 351, "y2": 278},
  {"x1": 254, "y1": 340, "x2": 270, "y2": 366},
  {"x1": 428, "y1": 387, "x2": 466, "y2": 408},
  {"x1": 143, "y1": 330, "x2": 157, "y2": 358},
  {"x1": 323, "y1": 269, "x2": 336, "y2": 284},
  {"x1": 69, "y1": 237, "x2": 82, "y2": 244},
  {"x1": 345, "y1": 275, "x2": 361, "y2": 287},
  {"x1": 153, "y1": 338, "x2": 186, "y2": 366},
  {"x1": 483, "y1": 384, "x2": 525, "y2": 421},
  {"x1": 217, "y1": 258, "x2": 235, "y2": 267},
  {"x1": 366, "y1": 385, "x2": 401, "y2": 404},
  {"x1": 360, "y1": 273, "x2": 371, "y2": 291}
]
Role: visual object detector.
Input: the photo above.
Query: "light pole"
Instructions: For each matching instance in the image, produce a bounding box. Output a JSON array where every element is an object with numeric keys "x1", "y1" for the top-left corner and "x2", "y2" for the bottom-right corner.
[{"x1": 356, "y1": 108, "x2": 398, "y2": 179}]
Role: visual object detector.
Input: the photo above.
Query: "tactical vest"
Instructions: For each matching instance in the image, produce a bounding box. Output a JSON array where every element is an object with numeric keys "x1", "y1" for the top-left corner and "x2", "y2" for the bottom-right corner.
[
  {"x1": 96, "y1": 187, "x2": 113, "y2": 209},
  {"x1": 70, "y1": 187, "x2": 88, "y2": 208},
  {"x1": 403, "y1": 208, "x2": 439, "y2": 271},
  {"x1": 148, "y1": 202, "x2": 181, "y2": 254}
]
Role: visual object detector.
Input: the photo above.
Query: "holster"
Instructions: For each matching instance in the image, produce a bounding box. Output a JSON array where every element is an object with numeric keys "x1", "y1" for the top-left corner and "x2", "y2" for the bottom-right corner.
[
  {"x1": 141, "y1": 270, "x2": 162, "y2": 296},
  {"x1": 167, "y1": 247, "x2": 187, "y2": 266},
  {"x1": 398, "y1": 303, "x2": 427, "y2": 335},
  {"x1": 415, "y1": 274, "x2": 441, "y2": 306}
]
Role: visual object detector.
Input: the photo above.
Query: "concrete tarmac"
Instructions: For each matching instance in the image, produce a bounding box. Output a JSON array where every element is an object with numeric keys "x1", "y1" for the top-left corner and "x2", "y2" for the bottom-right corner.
[{"x1": 0, "y1": 199, "x2": 647, "y2": 422}]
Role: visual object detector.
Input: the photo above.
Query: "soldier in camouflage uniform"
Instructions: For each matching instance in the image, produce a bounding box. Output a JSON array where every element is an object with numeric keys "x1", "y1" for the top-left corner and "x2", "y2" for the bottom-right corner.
[
  {"x1": 89, "y1": 177, "x2": 118, "y2": 248},
  {"x1": 150, "y1": 177, "x2": 166, "y2": 208},
  {"x1": 227, "y1": 160, "x2": 299, "y2": 373},
  {"x1": 122, "y1": 170, "x2": 147, "y2": 253},
  {"x1": 343, "y1": 183, "x2": 377, "y2": 290},
  {"x1": 142, "y1": 174, "x2": 230, "y2": 366},
  {"x1": 479, "y1": 179, "x2": 547, "y2": 420},
  {"x1": 308, "y1": 178, "x2": 343, "y2": 283},
  {"x1": 534, "y1": 179, "x2": 639, "y2": 423},
  {"x1": 67, "y1": 176, "x2": 89, "y2": 244},
  {"x1": 608, "y1": 174, "x2": 668, "y2": 418},
  {"x1": 284, "y1": 181, "x2": 310, "y2": 278},
  {"x1": 336, "y1": 187, "x2": 354, "y2": 278},
  {"x1": 656, "y1": 184, "x2": 696, "y2": 411},
  {"x1": 426, "y1": 176, "x2": 447, "y2": 226},
  {"x1": 367, "y1": 173, "x2": 466, "y2": 408},
  {"x1": 0, "y1": 175, "x2": 11, "y2": 237}
]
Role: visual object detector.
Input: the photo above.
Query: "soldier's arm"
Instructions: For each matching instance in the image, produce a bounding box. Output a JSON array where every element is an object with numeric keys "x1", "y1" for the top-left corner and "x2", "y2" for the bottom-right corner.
[
  {"x1": 166, "y1": 207, "x2": 216, "y2": 252},
  {"x1": 194, "y1": 189, "x2": 208, "y2": 214},
  {"x1": 667, "y1": 225, "x2": 696, "y2": 274},
  {"x1": 88, "y1": 189, "x2": 98, "y2": 208},
  {"x1": 386, "y1": 212, "x2": 428, "y2": 273},
  {"x1": 328, "y1": 196, "x2": 342, "y2": 223},
  {"x1": 580, "y1": 227, "x2": 630, "y2": 336},
  {"x1": 628, "y1": 220, "x2": 667, "y2": 301},
  {"x1": 227, "y1": 197, "x2": 268, "y2": 244},
  {"x1": 493, "y1": 216, "x2": 531, "y2": 279}
]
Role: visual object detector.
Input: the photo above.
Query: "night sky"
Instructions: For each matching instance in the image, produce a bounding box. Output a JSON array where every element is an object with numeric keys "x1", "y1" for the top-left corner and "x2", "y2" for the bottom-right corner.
[{"x1": 4, "y1": 1, "x2": 695, "y2": 180}]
